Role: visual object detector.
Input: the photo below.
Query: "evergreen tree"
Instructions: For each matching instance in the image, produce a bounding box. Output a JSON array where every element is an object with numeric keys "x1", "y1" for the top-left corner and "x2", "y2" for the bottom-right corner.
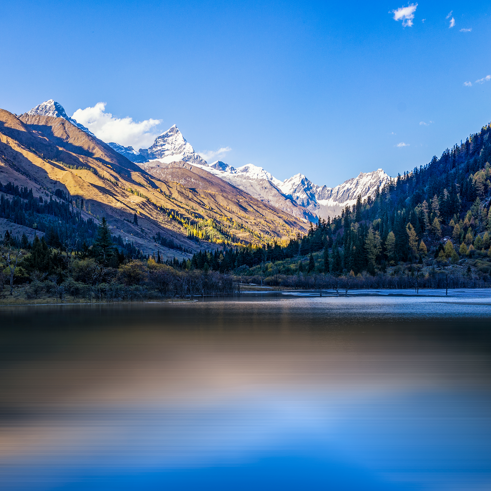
[
  {"x1": 323, "y1": 246, "x2": 330, "y2": 273},
  {"x1": 474, "y1": 235, "x2": 484, "y2": 250},
  {"x1": 20, "y1": 233, "x2": 29, "y2": 249},
  {"x1": 432, "y1": 217, "x2": 442, "y2": 238},
  {"x1": 308, "y1": 253, "x2": 315, "y2": 273},
  {"x1": 331, "y1": 247, "x2": 342, "y2": 275},
  {"x1": 444, "y1": 240, "x2": 455, "y2": 259},
  {"x1": 483, "y1": 232, "x2": 490, "y2": 250},
  {"x1": 452, "y1": 223, "x2": 461, "y2": 241},
  {"x1": 385, "y1": 231, "x2": 396, "y2": 263},
  {"x1": 419, "y1": 240, "x2": 427, "y2": 257},
  {"x1": 93, "y1": 218, "x2": 115, "y2": 265},
  {"x1": 406, "y1": 223, "x2": 419, "y2": 258},
  {"x1": 365, "y1": 228, "x2": 381, "y2": 274},
  {"x1": 23, "y1": 236, "x2": 51, "y2": 273}
]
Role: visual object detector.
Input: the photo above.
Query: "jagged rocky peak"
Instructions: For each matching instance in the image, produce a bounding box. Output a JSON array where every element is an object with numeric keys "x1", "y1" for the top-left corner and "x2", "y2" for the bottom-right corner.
[
  {"x1": 209, "y1": 160, "x2": 235, "y2": 172},
  {"x1": 139, "y1": 124, "x2": 207, "y2": 166},
  {"x1": 26, "y1": 99, "x2": 94, "y2": 136},
  {"x1": 28, "y1": 99, "x2": 69, "y2": 119}
]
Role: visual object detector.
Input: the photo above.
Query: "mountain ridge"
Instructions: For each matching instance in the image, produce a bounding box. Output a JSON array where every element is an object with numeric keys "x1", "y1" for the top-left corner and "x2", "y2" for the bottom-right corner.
[
  {"x1": 26, "y1": 99, "x2": 393, "y2": 222},
  {"x1": 1, "y1": 107, "x2": 307, "y2": 257}
]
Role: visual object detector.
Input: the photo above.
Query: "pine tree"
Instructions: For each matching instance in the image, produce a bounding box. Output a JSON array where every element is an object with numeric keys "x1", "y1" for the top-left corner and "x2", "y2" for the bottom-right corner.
[
  {"x1": 474, "y1": 235, "x2": 484, "y2": 250},
  {"x1": 452, "y1": 223, "x2": 461, "y2": 241},
  {"x1": 133, "y1": 213, "x2": 138, "y2": 226},
  {"x1": 20, "y1": 233, "x2": 29, "y2": 249},
  {"x1": 331, "y1": 247, "x2": 342, "y2": 275},
  {"x1": 323, "y1": 246, "x2": 330, "y2": 273},
  {"x1": 93, "y1": 218, "x2": 115, "y2": 265},
  {"x1": 355, "y1": 195, "x2": 362, "y2": 222},
  {"x1": 431, "y1": 195, "x2": 440, "y2": 219},
  {"x1": 365, "y1": 228, "x2": 381, "y2": 274},
  {"x1": 459, "y1": 242, "x2": 468, "y2": 255},
  {"x1": 483, "y1": 232, "x2": 490, "y2": 250},
  {"x1": 385, "y1": 231, "x2": 396, "y2": 263},
  {"x1": 444, "y1": 240, "x2": 455, "y2": 259},
  {"x1": 406, "y1": 223, "x2": 419, "y2": 257},
  {"x1": 421, "y1": 200, "x2": 431, "y2": 231},
  {"x1": 432, "y1": 217, "x2": 442, "y2": 238},
  {"x1": 308, "y1": 253, "x2": 315, "y2": 273},
  {"x1": 419, "y1": 240, "x2": 427, "y2": 257}
]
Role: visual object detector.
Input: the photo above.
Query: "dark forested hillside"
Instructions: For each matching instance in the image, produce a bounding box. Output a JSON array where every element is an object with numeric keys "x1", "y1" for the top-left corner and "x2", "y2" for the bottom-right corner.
[{"x1": 188, "y1": 122, "x2": 491, "y2": 287}]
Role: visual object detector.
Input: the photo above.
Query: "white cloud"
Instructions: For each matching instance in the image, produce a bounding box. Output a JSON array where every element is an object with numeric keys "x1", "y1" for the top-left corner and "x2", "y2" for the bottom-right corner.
[
  {"x1": 198, "y1": 147, "x2": 232, "y2": 161},
  {"x1": 460, "y1": 28, "x2": 472, "y2": 32},
  {"x1": 449, "y1": 17, "x2": 455, "y2": 28},
  {"x1": 419, "y1": 121, "x2": 433, "y2": 126},
  {"x1": 422, "y1": 18, "x2": 426, "y2": 23},
  {"x1": 72, "y1": 103, "x2": 161, "y2": 149},
  {"x1": 390, "y1": 132, "x2": 396, "y2": 135},
  {"x1": 464, "y1": 81, "x2": 472, "y2": 87},
  {"x1": 446, "y1": 11, "x2": 453, "y2": 19},
  {"x1": 396, "y1": 142, "x2": 410, "y2": 147},
  {"x1": 476, "y1": 75, "x2": 491, "y2": 84},
  {"x1": 391, "y1": 4, "x2": 418, "y2": 27}
]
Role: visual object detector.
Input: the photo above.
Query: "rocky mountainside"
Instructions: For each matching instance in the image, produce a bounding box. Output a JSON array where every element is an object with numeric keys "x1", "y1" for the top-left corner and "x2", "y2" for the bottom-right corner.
[
  {"x1": 0, "y1": 107, "x2": 306, "y2": 259},
  {"x1": 39, "y1": 98, "x2": 390, "y2": 221},
  {"x1": 106, "y1": 142, "x2": 148, "y2": 164}
]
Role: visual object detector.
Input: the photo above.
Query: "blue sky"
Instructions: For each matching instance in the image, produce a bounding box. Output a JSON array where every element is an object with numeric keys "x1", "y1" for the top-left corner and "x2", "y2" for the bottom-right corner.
[{"x1": 1, "y1": 0, "x2": 490, "y2": 186}]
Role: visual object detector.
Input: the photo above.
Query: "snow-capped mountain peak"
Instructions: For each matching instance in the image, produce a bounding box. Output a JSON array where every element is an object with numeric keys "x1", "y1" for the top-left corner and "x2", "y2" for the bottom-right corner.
[
  {"x1": 26, "y1": 100, "x2": 94, "y2": 136},
  {"x1": 139, "y1": 125, "x2": 207, "y2": 166},
  {"x1": 28, "y1": 99, "x2": 69, "y2": 119}
]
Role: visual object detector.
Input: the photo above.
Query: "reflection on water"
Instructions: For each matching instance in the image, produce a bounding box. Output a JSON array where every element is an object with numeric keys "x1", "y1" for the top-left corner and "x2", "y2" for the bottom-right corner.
[{"x1": 1, "y1": 296, "x2": 491, "y2": 490}]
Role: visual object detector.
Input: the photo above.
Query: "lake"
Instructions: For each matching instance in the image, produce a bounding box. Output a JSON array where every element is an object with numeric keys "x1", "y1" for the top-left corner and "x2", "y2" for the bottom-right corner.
[{"x1": 1, "y1": 293, "x2": 491, "y2": 490}]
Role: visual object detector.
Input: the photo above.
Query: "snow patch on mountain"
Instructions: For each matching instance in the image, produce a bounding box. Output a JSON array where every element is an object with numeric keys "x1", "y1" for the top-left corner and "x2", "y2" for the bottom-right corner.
[{"x1": 106, "y1": 142, "x2": 148, "y2": 164}]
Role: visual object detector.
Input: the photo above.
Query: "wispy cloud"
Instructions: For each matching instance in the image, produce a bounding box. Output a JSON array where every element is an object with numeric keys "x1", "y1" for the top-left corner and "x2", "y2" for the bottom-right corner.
[
  {"x1": 396, "y1": 142, "x2": 410, "y2": 147},
  {"x1": 419, "y1": 121, "x2": 433, "y2": 126},
  {"x1": 449, "y1": 17, "x2": 455, "y2": 28},
  {"x1": 72, "y1": 103, "x2": 161, "y2": 149},
  {"x1": 476, "y1": 75, "x2": 491, "y2": 84},
  {"x1": 446, "y1": 11, "x2": 453, "y2": 19},
  {"x1": 391, "y1": 4, "x2": 418, "y2": 27},
  {"x1": 460, "y1": 28, "x2": 472, "y2": 32},
  {"x1": 389, "y1": 132, "x2": 396, "y2": 135},
  {"x1": 198, "y1": 147, "x2": 232, "y2": 162},
  {"x1": 464, "y1": 81, "x2": 472, "y2": 87}
]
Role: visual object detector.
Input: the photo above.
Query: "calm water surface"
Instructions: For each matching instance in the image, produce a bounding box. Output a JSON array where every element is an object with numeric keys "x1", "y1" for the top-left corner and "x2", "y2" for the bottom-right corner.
[{"x1": 1, "y1": 295, "x2": 491, "y2": 490}]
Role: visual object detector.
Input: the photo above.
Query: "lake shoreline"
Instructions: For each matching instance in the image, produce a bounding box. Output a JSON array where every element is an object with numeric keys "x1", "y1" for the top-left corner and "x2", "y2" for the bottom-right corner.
[{"x1": 1, "y1": 287, "x2": 491, "y2": 307}]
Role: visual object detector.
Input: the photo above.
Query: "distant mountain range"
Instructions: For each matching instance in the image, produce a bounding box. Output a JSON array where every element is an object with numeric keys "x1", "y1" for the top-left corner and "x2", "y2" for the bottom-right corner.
[
  {"x1": 0, "y1": 101, "x2": 307, "y2": 258},
  {"x1": 26, "y1": 100, "x2": 393, "y2": 222}
]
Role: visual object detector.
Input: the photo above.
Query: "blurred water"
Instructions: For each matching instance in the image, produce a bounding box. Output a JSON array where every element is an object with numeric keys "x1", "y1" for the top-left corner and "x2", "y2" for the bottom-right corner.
[{"x1": 1, "y1": 295, "x2": 491, "y2": 490}]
